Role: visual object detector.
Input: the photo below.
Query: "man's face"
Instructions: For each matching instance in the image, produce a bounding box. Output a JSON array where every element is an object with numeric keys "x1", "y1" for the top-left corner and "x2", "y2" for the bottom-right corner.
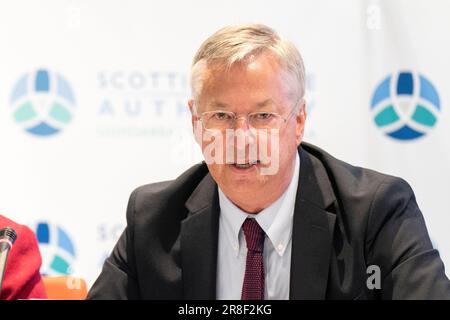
[{"x1": 189, "y1": 53, "x2": 306, "y2": 207}]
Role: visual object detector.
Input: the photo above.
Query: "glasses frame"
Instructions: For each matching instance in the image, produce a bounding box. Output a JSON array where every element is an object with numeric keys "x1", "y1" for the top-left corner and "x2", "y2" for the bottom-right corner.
[{"x1": 194, "y1": 99, "x2": 303, "y2": 131}]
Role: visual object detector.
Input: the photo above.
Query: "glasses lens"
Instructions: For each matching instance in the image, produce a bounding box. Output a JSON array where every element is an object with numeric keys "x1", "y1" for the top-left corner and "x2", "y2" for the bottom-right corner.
[
  {"x1": 248, "y1": 112, "x2": 280, "y2": 129},
  {"x1": 204, "y1": 111, "x2": 234, "y2": 129}
]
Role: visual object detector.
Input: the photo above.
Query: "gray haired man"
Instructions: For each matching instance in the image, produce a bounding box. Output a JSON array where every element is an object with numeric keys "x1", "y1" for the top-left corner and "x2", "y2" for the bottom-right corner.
[{"x1": 88, "y1": 24, "x2": 450, "y2": 300}]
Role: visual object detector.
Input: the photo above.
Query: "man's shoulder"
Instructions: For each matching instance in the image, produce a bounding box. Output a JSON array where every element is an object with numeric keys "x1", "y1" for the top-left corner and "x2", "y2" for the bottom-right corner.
[
  {"x1": 301, "y1": 142, "x2": 415, "y2": 214},
  {"x1": 128, "y1": 162, "x2": 210, "y2": 212},
  {"x1": 302, "y1": 142, "x2": 417, "y2": 249},
  {"x1": 302, "y1": 142, "x2": 412, "y2": 192}
]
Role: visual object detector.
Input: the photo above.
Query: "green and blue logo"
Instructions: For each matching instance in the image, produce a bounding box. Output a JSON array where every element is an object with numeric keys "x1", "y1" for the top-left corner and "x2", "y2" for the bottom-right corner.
[
  {"x1": 10, "y1": 69, "x2": 76, "y2": 136},
  {"x1": 36, "y1": 222, "x2": 76, "y2": 275},
  {"x1": 370, "y1": 71, "x2": 440, "y2": 140}
]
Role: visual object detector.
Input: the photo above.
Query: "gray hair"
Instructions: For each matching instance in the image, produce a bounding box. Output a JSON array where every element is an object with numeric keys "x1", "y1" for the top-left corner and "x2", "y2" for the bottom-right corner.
[{"x1": 190, "y1": 23, "x2": 305, "y2": 105}]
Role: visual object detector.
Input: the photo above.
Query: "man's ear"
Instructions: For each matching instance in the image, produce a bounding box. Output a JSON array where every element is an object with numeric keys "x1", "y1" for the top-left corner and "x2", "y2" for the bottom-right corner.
[
  {"x1": 188, "y1": 99, "x2": 194, "y2": 114},
  {"x1": 188, "y1": 99, "x2": 195, "y2": 124},
  {"x1": 189, "y1": 99, "x2": 202, "y2": 145},
  {"x1": 295, "y1": 101, "x2": 307, "y2": 146}
]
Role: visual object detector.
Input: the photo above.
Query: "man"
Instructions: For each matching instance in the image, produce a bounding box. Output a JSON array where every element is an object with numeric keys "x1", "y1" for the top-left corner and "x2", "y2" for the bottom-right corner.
[
  {"x1": 88, "y1": 24, "x2": 450, "y2": 299},
  {"x1": 0, "y1": 215, "x2": 47, "y2": 299}
]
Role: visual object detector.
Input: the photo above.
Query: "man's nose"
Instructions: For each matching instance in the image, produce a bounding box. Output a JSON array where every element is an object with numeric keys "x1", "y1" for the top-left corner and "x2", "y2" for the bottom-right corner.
[
  {"x1": 233, "y1": 116, "x2": 256, "y2": 146},
  {"x1": 234, "y1": 116, "x2": 250, "y2": 130}
]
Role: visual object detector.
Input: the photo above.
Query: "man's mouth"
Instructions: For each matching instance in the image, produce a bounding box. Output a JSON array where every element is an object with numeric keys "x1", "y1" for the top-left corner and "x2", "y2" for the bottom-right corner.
[{"x1": 232, "y1": 160, "x2": 260, "y2": 169}]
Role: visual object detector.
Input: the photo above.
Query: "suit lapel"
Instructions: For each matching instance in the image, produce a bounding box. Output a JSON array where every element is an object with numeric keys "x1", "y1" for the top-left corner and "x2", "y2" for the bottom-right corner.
[
  {"x1": 289, "y1": 147, "x2": 337, "y2": 299},
  {"x1": 180, "y1": 173, "x2": 219, "y2": 299}
]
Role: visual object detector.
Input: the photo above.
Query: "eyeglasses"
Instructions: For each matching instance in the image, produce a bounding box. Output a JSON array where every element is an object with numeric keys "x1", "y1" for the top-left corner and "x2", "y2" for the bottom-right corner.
[{"x1": 195, "y1": 101, "x2": 301, "y2": 130}]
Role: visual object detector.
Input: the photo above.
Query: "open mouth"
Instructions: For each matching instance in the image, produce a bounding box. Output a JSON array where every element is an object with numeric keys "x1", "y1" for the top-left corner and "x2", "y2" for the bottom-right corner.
[{"x1": 232, "y1": 160, "x2": 260, "y2": 169}]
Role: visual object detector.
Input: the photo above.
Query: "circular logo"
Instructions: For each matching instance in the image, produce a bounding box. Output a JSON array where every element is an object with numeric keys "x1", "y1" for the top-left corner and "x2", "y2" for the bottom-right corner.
[
  {"x1": 10, "y1": 69, "x2": 76, "y2": 136},
  {"x1": 35, "y1": 222, "x2": 76, "y2": 275},
  {"x1": 370, "y1": 71, "x2": 440, "y2": 140}
]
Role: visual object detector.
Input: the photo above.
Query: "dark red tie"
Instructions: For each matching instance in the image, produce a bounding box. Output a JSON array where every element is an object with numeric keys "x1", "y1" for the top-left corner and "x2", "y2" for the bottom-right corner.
[{"x1": 241, "y1": 218, "x2": 265, "y2": 300}]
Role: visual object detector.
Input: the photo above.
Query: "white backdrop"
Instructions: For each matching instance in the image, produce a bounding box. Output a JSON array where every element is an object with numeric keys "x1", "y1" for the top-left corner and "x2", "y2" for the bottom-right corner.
[{"x1": 0, "y1": 0, "x2": 448, "y2": 288}]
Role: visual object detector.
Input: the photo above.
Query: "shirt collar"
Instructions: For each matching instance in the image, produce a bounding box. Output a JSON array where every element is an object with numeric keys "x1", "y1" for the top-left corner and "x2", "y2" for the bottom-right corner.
[{"x1": 218, "y1": 152, "x2": 300, "y2": 257}]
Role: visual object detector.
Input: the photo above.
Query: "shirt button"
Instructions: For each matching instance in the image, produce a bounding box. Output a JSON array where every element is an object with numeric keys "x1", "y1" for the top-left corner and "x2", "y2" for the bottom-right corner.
[{"x1": 277, "y1": 244, "x2": 284, "y2": 252}]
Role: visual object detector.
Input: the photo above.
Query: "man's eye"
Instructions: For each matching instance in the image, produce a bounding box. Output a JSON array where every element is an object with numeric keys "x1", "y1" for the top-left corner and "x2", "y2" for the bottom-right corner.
[
  {"x1": 214, "y1": 112, "x2": 231, "y2": 120},
  {"x1": 255, "y1": 113, "x2": 272, "y2": 120}
]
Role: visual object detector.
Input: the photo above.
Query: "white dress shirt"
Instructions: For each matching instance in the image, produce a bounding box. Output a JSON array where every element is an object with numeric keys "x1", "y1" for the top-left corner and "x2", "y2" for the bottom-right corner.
[{"x1": 216, "y1": 152, "x2": 300, "y2": 300}]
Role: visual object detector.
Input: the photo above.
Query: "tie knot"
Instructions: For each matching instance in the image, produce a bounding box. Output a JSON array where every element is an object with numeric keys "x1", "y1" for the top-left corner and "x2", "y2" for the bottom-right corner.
[{"x1": 242, "y1": 218, "x2": 265, "y2": 253}]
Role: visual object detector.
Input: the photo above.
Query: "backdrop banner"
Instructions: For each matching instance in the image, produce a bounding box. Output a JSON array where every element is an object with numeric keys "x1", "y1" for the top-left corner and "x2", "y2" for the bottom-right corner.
[{"x1": 0, "y1": 0, "x2": 448, "y2": 288}]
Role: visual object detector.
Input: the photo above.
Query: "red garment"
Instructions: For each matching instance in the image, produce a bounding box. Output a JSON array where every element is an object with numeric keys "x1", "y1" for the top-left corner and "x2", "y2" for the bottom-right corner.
[{"x1": 0, "y1": 215, "x2": 47, "y2": 300}]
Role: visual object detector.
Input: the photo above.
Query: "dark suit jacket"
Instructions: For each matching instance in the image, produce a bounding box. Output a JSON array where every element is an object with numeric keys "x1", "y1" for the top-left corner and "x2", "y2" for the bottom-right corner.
[{"x1": 88, "y1": 142, "x2": 450, "y2": 299}]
